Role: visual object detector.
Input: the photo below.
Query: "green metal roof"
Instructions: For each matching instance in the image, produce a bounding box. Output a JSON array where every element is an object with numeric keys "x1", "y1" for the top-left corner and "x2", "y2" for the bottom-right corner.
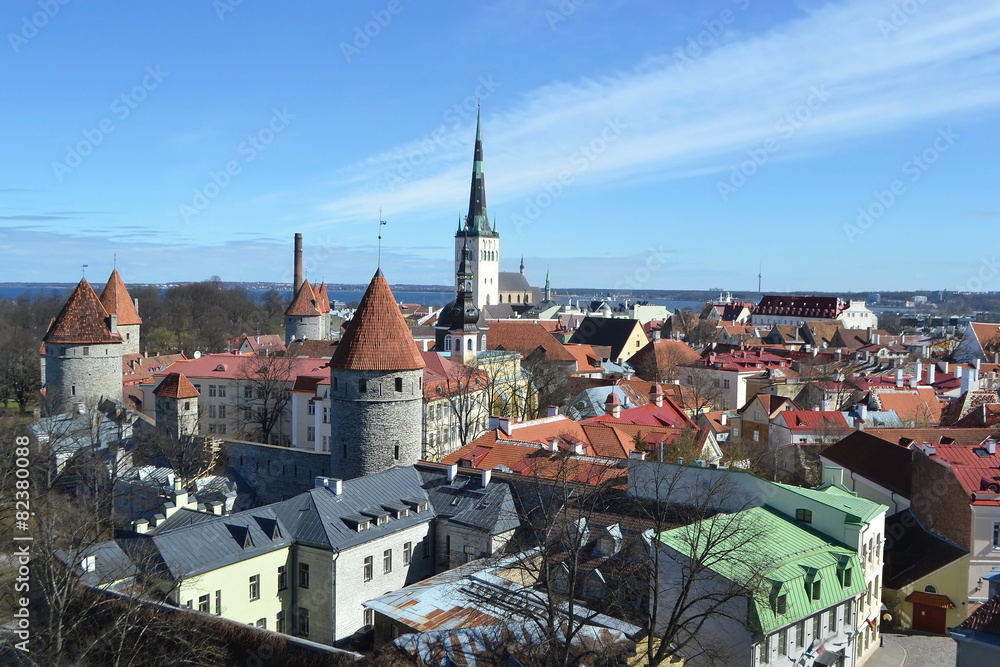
[
  {"x1": 657, "y1": 506, "x2": 866, "y2": 635},
  {"x1": 774, "y1": 482, "x2": 887, "y2": 524}
]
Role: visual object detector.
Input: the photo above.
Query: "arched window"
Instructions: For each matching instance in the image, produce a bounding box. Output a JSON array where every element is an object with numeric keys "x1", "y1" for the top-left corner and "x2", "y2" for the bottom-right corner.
[
  {"x1": 499, "y1": 294, "x2": 503, "y2": 303},
  {"x1": 517, "y1": 294, "x2": 522, "y2": 303},
  {"x1": 924, "y1": 584, "x2": 937, "y2": 594},
  {"x1": 468, "y1": 338, "x2": 475, "y2": 352},
  {"x1": 444, "y1": 336, "x2": 451, "y2": 351},
  {"x1": 486, "y1": 295, "x2": 490, "y2": 305},
  {"x1": 455, "y1": 339, "x2": 462, "y2": 352}
]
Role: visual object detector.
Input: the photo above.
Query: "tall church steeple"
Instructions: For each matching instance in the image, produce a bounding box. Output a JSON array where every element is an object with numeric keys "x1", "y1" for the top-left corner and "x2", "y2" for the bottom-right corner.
[
  {"x1": 465, "y1": 107, "x2": 493, "y2": 236},
  {"x1": 454, "y1": 106, "x2": 499, "y2": 310}
]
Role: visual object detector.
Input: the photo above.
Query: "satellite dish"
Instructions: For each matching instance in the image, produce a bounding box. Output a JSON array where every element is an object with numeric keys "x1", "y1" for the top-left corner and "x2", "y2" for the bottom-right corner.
[{"x1": 194, "y1": 351, "x2": 202, "y2": 359}]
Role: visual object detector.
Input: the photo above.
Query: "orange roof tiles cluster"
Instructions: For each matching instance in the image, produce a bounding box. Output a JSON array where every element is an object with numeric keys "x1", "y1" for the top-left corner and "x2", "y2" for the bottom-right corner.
[
  {"x1": 153, "y1": 372, "x2": 200, "y2": 399},
  {"x1": 486, "y1": 320, "x2": 576, "y2": 363},
  {"x1": 43, "y1": 279, "x2": 122, "y2": 345},
  {"x1": 99, "y1": 269, "x2": 142, "y2": 325},
  {"x1": 285, "y1": 280, "x2": 322, "y2": 317},
  {"x1": 330, "y1": 270, "x2": 425, "y2": 371}
]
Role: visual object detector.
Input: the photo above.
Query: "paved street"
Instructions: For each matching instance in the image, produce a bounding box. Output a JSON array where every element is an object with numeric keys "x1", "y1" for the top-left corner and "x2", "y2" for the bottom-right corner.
[{"x1": 864, "y1": 632, "x2": 956, "y2": 667}]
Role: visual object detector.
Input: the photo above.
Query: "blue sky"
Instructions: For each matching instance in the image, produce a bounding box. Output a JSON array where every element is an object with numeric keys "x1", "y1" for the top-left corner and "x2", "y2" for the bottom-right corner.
[{"x1": 3, "y1": 0, "x2": 1000, "y2": 293}]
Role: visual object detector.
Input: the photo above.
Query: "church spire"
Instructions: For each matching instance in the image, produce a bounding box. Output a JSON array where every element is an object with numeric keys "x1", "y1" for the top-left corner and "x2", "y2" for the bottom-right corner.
[
  {"x1": 544, "y1": 267, "x2": 552, "y2": 302},
  {"x1": 463, "y1": 106, "x2": 493, "y2": 236},
  {"x1": 520, "y1": 255, "x2": 525, "y2": 275}
]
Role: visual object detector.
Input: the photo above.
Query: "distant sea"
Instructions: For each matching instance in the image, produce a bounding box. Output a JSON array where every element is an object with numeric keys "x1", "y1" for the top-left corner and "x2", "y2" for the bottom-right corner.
[{"x1": 0, "y1": 285, "x2": 705, "y2": 313}]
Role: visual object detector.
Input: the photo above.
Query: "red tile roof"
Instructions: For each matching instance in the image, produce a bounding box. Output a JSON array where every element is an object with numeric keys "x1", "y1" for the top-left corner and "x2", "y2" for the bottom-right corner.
[
  {"x1": 904, "y1": 591, "x2": 955, "y2": 609},
  {"x1": 285, "y1": 280, "x2": 321, "y2": 317},
  {"x1": 122, "y1": 353, "x2": 186, "y2": 386},
  {"x1": 755, "y1": 295, "x2": 844, "y2": 319},
  {"x1": 581, "y1": 394, "x2": 695, "y2": 429},
  {"x1": 99, "y1": 269, "x2": 142, "y2": 326},
  {"x1": 330, "y1": 270, "x2": 425, "y2": 371},
  {"x1": 153, "y1": 372, "x2": 200, "y2": 399},
  {"x1": 421, "y1": 351, "x2": 489, "y2": 400},
  {"x1": 928, "y1": 443, "x2": 1000, "y2": 506},
  {"x1": 631, "y1": 339, "x2": 701, "y2": 381},
  {"x1": 779, "y1": 410, "x2": 850, "y2": 431},
  {"x1": 958, "y1": 592, "x2": 1000, "y2": 635},
  {"x1": 43, "y1": 279, "x2": 122, "y2": 345}
]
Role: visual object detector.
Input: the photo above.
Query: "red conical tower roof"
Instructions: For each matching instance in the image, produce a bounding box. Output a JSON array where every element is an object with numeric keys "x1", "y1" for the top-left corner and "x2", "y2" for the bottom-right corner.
[
  {"x1": 99, "y1": 269, "x2": 142, "y2": 325},
  {"x1": 154, "y1": 372, "x2": 200, "y2": 399},
  {"x1": 43, "y1": 279, "x2": 122, "y2": 345},
  {"x1": 316, "y1": 282, "x2": 331, "y2": 314},
  {"x1": 330, "y1": 269, "x2": 425, "y2": 371},
  {"x1": 285, "y1": 280, "x2": 321, "y2": 317}
]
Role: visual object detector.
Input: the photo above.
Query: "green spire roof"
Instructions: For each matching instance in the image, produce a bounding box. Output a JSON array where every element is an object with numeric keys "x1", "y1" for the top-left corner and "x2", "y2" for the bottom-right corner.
[{"x1": 461, "y1": 107, "x2": 496, "y2": 238}]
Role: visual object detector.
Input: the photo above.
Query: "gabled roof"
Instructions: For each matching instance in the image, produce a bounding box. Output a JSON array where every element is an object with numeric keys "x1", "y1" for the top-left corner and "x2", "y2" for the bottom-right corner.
[
  {"x1": 330, "y1": 270, "x2": 425, "y2": 371},
  {"x1": 284, "y1": 279, "x2": 321, "y2": 317},
  {"x1": 99, "y1": 269, "x2": 142, "y2": 325},
  {"x1": 820, "y1": 431, "x2": 912, "y2": 498},
  {"x1": 43, "y1": 279, "x2": 122, "y2": 345},
  {"x1": 153, "y1": 372, "x2": 200, "y2": 399},
  {"x1": 776, "y1": 410, "x2": 850, "y2": 431},
  {"x1": 568, "y1": 317, "x2": 646, "y2": 362},
  {"x1": 631, "y1": 339, "x2": 701, "y2": 380},
  {"x1": 658, "y1": 506, "x2": 865, "y2": 634},
  {"x1": 872, "y1": 387, "x2": 944, "y2": 425},
  {"x1": 486, "y1": 320, "x2": 576, "y2": 363}
]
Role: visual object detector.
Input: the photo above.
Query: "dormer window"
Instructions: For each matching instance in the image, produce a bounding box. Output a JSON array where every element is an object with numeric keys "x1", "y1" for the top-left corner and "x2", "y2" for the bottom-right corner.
[
  {"x1": 775, "y1": 594, "x2": 787, "y2": 615},
  {"x1": 795, "y1": 508, "x2": 812, "y2": 524},
  {"x1": 811, "y1": 581, "x2": 821, "y2": 600}
]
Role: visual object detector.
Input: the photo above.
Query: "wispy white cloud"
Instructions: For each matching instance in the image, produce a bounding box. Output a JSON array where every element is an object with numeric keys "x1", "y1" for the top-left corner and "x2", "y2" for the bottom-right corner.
[{"x1": 318, "y1": 0, "x2": 1000, "y2": 224}]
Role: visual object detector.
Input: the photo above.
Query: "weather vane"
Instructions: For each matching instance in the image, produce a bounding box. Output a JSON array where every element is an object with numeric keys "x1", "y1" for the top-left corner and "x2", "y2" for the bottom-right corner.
[
  {"x1": 81, "y1": 264, "x2": 88, "y2": 278},
  {"x1": 377, "y1": 209, "x2": 387, "y2": 269}
]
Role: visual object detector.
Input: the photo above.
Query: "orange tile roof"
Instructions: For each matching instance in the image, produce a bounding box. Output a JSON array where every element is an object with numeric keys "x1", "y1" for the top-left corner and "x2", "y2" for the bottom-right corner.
[
  {"x1": 43, "y1": 279, "x2": 122, "y2": 345},
  {"x1": 904, "y1": 591, "x2": 955, "y2": 609},
  {"x1": 874, "y1": 387, "x2": 944, "y2": 425},
  {"x1": 486, "y1": 320, "x2": 577, "y2": 363},
  {"x1": 330, "y1": 269, "x2": 425, "y2": 371},
  {"x1": 99, "y1": 269, "x2": 142, "y2": 326},
  {"x1": 315, "y1": 282, "x2": 331, "y2": 314},
  {"x1": 631, "y1": 339, "x2": 701, "y2": 380},
  {"x1": 153, "y1": 372, "x2": 200, "y2": 399},
  {"x1": 285, "y1": 280, "x2": 321, "y2": 317}
]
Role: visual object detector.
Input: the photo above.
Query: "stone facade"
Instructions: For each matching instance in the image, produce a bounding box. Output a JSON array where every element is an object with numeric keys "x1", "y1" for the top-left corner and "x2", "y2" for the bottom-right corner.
[
  {"x1": 154, "y1": 393, "x2": 199, "y2": 441},
  {"x1": 43, "y1": 342, "x2": 122, "y2": 410},
  {"x1": 329, "y1": 368, "x2": 423, "y2": 480},
  {"x1": 284, "y1": 314, "x2": 325, "y2": 344},
  {"x1": 225, "y1": 440, "x2": 333, "y2": 504},
  {"x1": 119, "y1": 323, "x2": 141, "y2": 356}
]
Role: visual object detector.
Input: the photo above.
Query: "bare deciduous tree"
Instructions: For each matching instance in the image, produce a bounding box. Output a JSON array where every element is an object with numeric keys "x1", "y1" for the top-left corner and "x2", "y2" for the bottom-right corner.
[{"x1": 235, "y1": 354, "x2": 296, "y2": 444}]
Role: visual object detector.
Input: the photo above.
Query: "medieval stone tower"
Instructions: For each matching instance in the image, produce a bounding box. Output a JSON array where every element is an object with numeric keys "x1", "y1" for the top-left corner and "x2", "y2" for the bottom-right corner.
[
  {"x1": 329, "y1": 269, "x2": 425, "y2": 480},
  {"x1": 456, "y1": 107, "x2": 500, "y2": 310},
  {"x1": 284, "y1": 279, "x2": 327, "y2": 345},
  {"x1": 99, "y1": 269, "x2": 142, "y2": 356},
  {"x1": 153, "y1": 372, "x2": 200, "y2": 441},
  {"x1": 42, "y1": 279, "x2": 123, "y2": 411}
]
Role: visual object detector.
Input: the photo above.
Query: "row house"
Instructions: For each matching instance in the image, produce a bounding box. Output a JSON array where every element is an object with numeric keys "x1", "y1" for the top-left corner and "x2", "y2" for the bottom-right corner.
[
  {"x1": 72, "y1": 463, "x2": 518, "y2": 646},
  {"x1": 630, "y1": 460, "x2": 886, "y2": 666},
  {"x1": 682, "y1": 348, "x2": 797, "y2": 411},
  {"x1": 753, "y1": 295, "x2": 878, "y2": 331}
]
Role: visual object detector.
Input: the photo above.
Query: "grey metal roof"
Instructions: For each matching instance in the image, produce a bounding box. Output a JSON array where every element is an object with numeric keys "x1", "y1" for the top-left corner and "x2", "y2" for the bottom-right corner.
[
  {"x1": 497, "y1": 272, "x2": 531, "y2": 294},
  {"x1": 84, "y1": 464, "x2": 519, "y2": 585},
  {"x1": 418, "y1": 468, "x2": 519, "y2": 535},
  {"x1": 269, "y1": 465, "x2": 435, "y2": 551}
]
